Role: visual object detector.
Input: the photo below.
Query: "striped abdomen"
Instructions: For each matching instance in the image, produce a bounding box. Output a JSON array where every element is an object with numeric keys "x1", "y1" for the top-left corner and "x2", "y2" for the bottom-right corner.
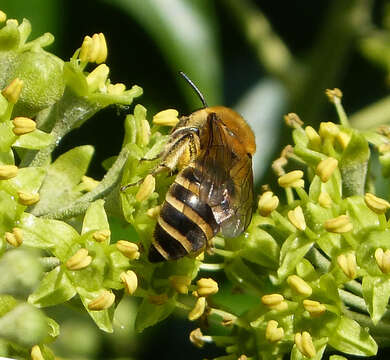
[{"x1": 148, "y1": 166, "x2": 219, "y2": 262}]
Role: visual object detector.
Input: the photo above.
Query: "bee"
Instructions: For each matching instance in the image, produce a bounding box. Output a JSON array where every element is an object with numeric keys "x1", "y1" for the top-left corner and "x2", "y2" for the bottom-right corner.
[{"x1": 141, "y1": 73, "x2": 255, "y2": 262}]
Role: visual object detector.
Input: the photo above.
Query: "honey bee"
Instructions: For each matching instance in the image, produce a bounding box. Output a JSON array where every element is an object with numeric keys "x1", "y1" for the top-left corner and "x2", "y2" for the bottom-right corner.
[{"x1": 142, "y1": 73, "x2": 255, "y2": 262}]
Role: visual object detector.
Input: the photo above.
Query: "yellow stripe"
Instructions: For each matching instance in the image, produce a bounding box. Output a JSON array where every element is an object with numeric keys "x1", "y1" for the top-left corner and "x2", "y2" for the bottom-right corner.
[
  {"x1": 175, "y1": 170, "x2": 200, "y2": 196},
  {"x1": 151, "y1": 241, "x2": 170, "y2": 260},
  {"x1": 166, "y1": 192, "x2": 214, "y2": 240},
  {"x1": 157, "y1": 217, "x2": 193, "y2": 253}
]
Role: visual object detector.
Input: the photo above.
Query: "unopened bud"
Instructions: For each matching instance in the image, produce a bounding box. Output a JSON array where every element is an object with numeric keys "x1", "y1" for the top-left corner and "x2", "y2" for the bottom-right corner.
[
  {"x1": 135, "y1": 174, "x2": 155, "y2": 202},
  {"x1": 303, "y1": 299, "x2": 326, "y2": 317},
  {"x1": 337, "y1": 253, "x2": 357, "y2": 279},
  {"x1": 120, "y1": 270, "x2": 138, "y2": 295},
  {"x1": 284, "y1": 113, "x2": 303, "y2": 128},
  {"x1": 17, "y1": 191, "x2": 40, "y2": 206},
  {"x1": 2, "y1": 78, "x2": 23, "y2": 104},
  {"x1": 86, "y1": 64, "x2": 109, "y2": 92},
  {"x1": 31, "y1": 345, "x2": 44, "y2": 360},
  {"x1": 12, "y1": 117, "x2": 36, "y2": 135},
  {"x1": 295, "y1": 331, "x2": 316, "y2": 358},
  {"x1": 261, "y1": 294, "x2": 288, "y2": 311},
  {"x1": 153, "y1": 109, "x2": 179, "y2": 127},
  {"x1": 265, "y1": 320, "x2": 284, "y2": 343},
  {"x1": 196, "y1": 278, "x2": 219, "y2": 297},
  {"x1": 169, "y1": 275, "x2": 191, "y2": 294},
  {"x1": 375, "y1": 248, "x2": 390, "y2": 274},
  {"x1": 66, "y1": 248, "x2": 92, "y2": 270},
  {"x1": 79, "y1": 33, "x2": 107, "y2": 64},
  {"x1": 88, "y1": 290, "x2": 115, "y2": 310},
  {"x1": 287, "y1": 275, "x2": 312, "y2": 296},
  {"x1": 316, "y1": 157, "x2": 338, "y2": 182},
  {"x1": 188, "y1": 297, "x2": 206, "y2": 321},
  {"x1": 258, "y1": 191, "x2": 279, "y2": 216},
  {"x1": 92, "y1": 229, "x2": 110, "y2": 242},
  {"x1": 364, "y1": 193, "x2": 390, "y2": 214},
  {"x1": 278, "y1": 170, "x2": 304, "y2": 188},
  {"x1": 189, "y1": 328, "x2": 205, "y2": 348},
  {"x1": 288, "y1": 206, "x2": 306, "y2": 231},
  {"x1": 0, "y1": 165, "x2": 18, "y2": 180},
  {"x1": 325, "y1": 215, "x2": 353, "y2": 233},
  {"x1": 116, "y1": 240, "x2": 140, "y2": 260},
  {"x1": 318, "y1": 192, "x2": 332, "y2": 208}
]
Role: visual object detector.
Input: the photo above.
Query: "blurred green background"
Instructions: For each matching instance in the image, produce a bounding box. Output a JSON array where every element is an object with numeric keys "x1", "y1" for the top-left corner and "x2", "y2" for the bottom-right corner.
[{"x1": 2, "y1": 0, "x2": 390, "y2": 359}]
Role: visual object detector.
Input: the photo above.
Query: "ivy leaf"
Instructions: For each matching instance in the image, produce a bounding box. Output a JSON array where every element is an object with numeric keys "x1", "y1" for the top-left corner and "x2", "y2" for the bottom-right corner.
[
  {"x1": 362, "y1": 275, "x2": 390, "y2": 325},
  {"x1": 13, "y1": 129, "x2": 53, "y2": 149}
]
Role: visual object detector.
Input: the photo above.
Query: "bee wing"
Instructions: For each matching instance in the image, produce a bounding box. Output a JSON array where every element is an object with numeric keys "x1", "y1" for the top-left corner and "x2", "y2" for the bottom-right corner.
[{"x1": 196, "y1": 113, "x2": 254, "y2": 238}]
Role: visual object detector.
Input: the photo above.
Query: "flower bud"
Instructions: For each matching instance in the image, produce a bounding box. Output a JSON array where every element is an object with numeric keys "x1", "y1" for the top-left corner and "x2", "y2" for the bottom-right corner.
[
  {"x1": 374, "y1": 248, "x2": 390, "y2": 274},
  {"x1": 265, "y1": 320, "x2": 284, "y2": 343},
  {"x1": 336, "y1": 131, "x2": 351, "y2": 149},
  {"x1": 305, "y1": 126, "x2": 321, "y2": 151},
  {"x1": 337, "y1": 253, "x2": 357, "y2": 279},
  {"x1": 325, "y1": 215, "x2": 353, "y2": 233},
  {"x1": 107, "y1": 83, "x2": 126, "y2": 95},
  {"x1": 196, "y1": 278, "x2": 219, "y2": 297},
  {"x1": 81, "y1": 175, "x2": 100, "y2": 192},
  {"x1": 316, "y1": 157, "x2": 338, "y2": 182},
  {"x1": 92, "y1": 229, "x2": 110, "y2": 242},
  {"x1": 79, "y1": 33, "x2": 107, "y2": 64},
  {"x1": 88, "y1": 290, "x2": 115, "y2": 310},
  {"x1": 120, "y1": 270, "x2": 138, "y2": 295},
  {"x1": 319, "y1": 122, "x2": 339, "y2": 139},
  {"x1": 116, "y1": 240, "x2": 140, "y2": 260},
  {"x1": 284, "y1": 113, "x2": 303, "y2": 128},
  {"x1": 295, "y1": 331, "x2": 316, "y2": 358},
  {"x1": 278, "y1": 170, "x2": 304, "y2": 188},
  {"x1": 258, "y1": 191, "x2": 279, "y2": 216},
  {"x1": 364, "y1": 193, "x2": 390, "y2": 214},
  {"x1": 0, "y1": 165, "x2": 18, "y2": 180},
  {"x1": 261, "y1": 294, "x2": 288, "y2": 311},
  {"x1": 12, "y1": 117, "x2": 36, "y2": 135},
  {"x1": 303, "y1": 299, "x2": 326, "y2": 317},
  {"x1": 31, "y1": 345, "x2": 44, "y2": 360},
  {"x1": 149, "y1": 293, "x2": 168, "y2": 305},
  {"x1": 66, "y1": 248, "x2": 92, "y2": 270},
  {"x1": 153, "y1": 109, "x2": 179, "y2": 127},
  {"x1": 169, "y1": 275, "x2": 191, "y2": 294},
  {"x1": 189, "y1": 328, "x2": 205, "y2": 348},
  {"x1": 287, "y1": 275, "x2": 312, "y2": 296},
  {"x1": 17, "y1": 191, "x2": 40, "y2": 206},
  {"x1": 318, "y1": 192, "x2": 332, "y2": 208},
  {"x1": 86, "y1": 64, "x2": 109, "y2": 93},
  {"x1": 325, "y1": 88, "x2": 343, "y2": 103},
  {"x1": 287, "y1": 206, "x2": 306, "y2": 231},
  {"x1": 2, "y1": 78, "x2": 23, "y2": 104},
  {"x1": 188, "y1": 297, "x2": 206, "y2": 321},
  {"x1": 135, "y1": 174, "x2": 155, "y2": 202}
]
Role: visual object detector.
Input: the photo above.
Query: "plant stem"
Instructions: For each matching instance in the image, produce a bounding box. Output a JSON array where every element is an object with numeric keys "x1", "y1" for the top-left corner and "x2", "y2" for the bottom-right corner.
[{"x1": 339, "y1": 289, "x2": 368, "y2": 313}]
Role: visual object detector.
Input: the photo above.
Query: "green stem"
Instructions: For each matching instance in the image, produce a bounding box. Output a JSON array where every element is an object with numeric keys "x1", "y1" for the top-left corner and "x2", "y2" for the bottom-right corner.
[
  {"x1": 339, "y1": 289, "x2": 368, "y2": 313},
  {"x1": 200, "y1": 263, "x2": 225, "y2": 271},
  {"x1": 213, "y1": 248, "x2": 235, "y2": 258},
  {"x1": 334, "y1": 97, "x2": 350, "y2": 127},
  {"x1": 39, "y1": 256, "x2": 60, "y2": 270},
  {"x1": 343, "y1": 309, "x2": 390, "y2": 338},
  {"x1": 35, "y1": 146, "x2": 130, "y2": 219}
]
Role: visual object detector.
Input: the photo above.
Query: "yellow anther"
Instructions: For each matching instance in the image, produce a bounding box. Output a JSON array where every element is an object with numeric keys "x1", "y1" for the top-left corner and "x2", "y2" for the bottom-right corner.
[
  {"x1": 325, "y1": 88, "x2": 343, "y2": 103},
  {"x1": 88, "y1": 290, "x2": 115, "y2": 311},
  {"x1": 337, "y1": 253, "x2": 357, "y2": 279},
  {"x1": 318, "y1": 192, "x2": 332, "y2": 208},
  {"x1": 278, "y1": 170, "x2": 304, "y2": 188},
  {"x1": 79, "y1": 33, "x2": 107, "y2": 64},
  {"x1": 261, "y1": 294, "x2": 288, "y2": 311},
  {"x1": 92, "y1": 229, "x2": 110, "y2": 242},
  {"x1": 303, "y1": 299, "x2": 326, "y2": 317},
  {"x1": 265, "y1": 320, "x2": 284, "y2": 343},
  {"x1": 146, "y1": 205, "x2": 161, "y2": 218},
  {"x1": 305, "y1": 126, "x2": 321, "y2": 151},
  {"x1": 287, "y1": 206, "x2": 306, "y2": 231},
  {"x1": 287, "y1": 275, "x2": 312, "y2": 296},
  {"x1": 169, "y1": 275, "x2": 191, "y2": 294},
  {"x1": 12, "y1": 117, "x2": 36, "y2": 135},
  {"x1": 295, "y1": 331, "x2": 316, "y2": 358},
  {"x1": 5, "y1": 227, "x2": 23, "y2": 247},
  {"x1": 107, "y1": 83, "x2": 126, "y2": 95},
  {"x1": 258, "y1": 191, "x2": 279, "y2": 216},
  {"x1": 149, "y1": 293, "x2": 168, "y2": 305},
  {"x1": 120, "y1": 270, "x2": 138, "y2": 295},
  {"x1": 336, "y1": 131, "x2": 351, "y2": 150},
  {"x1": 17, "y1": 191, "x2": 40, "y2": 206},
  {"x1": 86, "y1": 64, "x2": 109, "y2": 93},
  {"x1": 31, "y1": 345, "x2": 44, "y2": 360},
  {"x1": 140, "y1": 119, "x2": 151, "y2": 147},
  {"x1": 0, "y1": 10, "x2": 6, "y2": 22},
  {"x1": 65, "y1": 248, "x2": 92, "y2": 270},
  {"x1": 189, "y1": 328, "x2": 205, "y2": 348},
  {"x1": 284, "y1": 113, "x2": 303, "y2": 128},
  {"x1": 319, "y1": 122, "x2": 340, "y2": 139},
  {"x1": 0, "y1": 164, "x2": 18, "y2": 180},
  {"x1": 135, "y1": 174, "x2": 155, "y2": 202},
  {"x1": 153, "y1": 109, "x2": 179, "y2": 127},
  {"x1": 188, "y1": 297, "x2": 206, "y2": 321},
  {"x1": 324, "y1": 215, "x2": 353, "y2": 233},
  {"x1": 2, "y1": 78, "x2": 23, "y2": 104},
  {"x1": 196, "y1": 278, "x2": 219, "y2": 297},
  {"x1": 374, "y1": 248, "x2": 390, "y2": 274},
  {"x1": 364, "y1": 193, "x2": 390, "y2": 214},
  {"x1": 81, "y1": 175, "x2": 100, "y2": 192},
  {"x1": 316, "y1": 157, "x2": 338, "y2": 182},
  {"x1": 116, "y1": 240, "x2": 140, "y2": 260}
]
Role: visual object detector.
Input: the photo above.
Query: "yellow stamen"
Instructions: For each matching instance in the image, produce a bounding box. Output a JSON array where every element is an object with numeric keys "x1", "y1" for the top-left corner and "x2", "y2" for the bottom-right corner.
[
  {"x1": 196, "y1": 278, "x2": 219, "y2": 297},
  {"x1": 188, "y1": 297, "x2": 206, "y2": 321},
  {"x1": 116, "y1": 240, "x2": 140, "y2": 260},
  {"x1": 278, "y1": 170, "x2": 304, "y2": 188},
  {"x1": 0, "y1": 165, "x2": 18, "y2": 180},
  {"x1": 318, "y1": 192, "x2": 332, "y2": 208},
  {"x1": 324, "y1": 215, "x2": 353, "y2": 233},
  {"x1": 287, "y1": 206, "x2": 306, "y2": 231},
  {"x1": 86, "y1": 64, "x2": 109, "y2": 93},
  {"x1": 189, "y1": 328, "x2": 205, "y2": 348},
  {"x1": 92, "y1": 229, "x2": 111, "y2": 242},
  {"x1": 337, "y1": 253, "x2": 357, "y2": 279},
  {"x1": 88, "y1": 290, "x2": 115, "y2": 310},
  {"x1": 287, "y1": 275, "x2": 312, "y2": 296},
  {"x1": 303, "y1": 299, "x2": 326, "y2": 317},
  {"x1": 305, "y1": 126, "x2": 321, "y2": 151},
  {"x1": 316, "y1": 157, "x2": 338, "y2": 183},
  {"x1": 261, "y1": 293, "x2": 288, "y2": 311},
  {"x1": 265, "y1": 320, "x2": 284, "y2": 343},
  {"x1": 65, "y1": 248, "x2": 92, "y2": 270},
  {"x1": 153, "y1": 109, "x2": 179, "y2": 127},
  {"x1": 364, "y1": 193, "x2": 390, "y2": 214},
  {"x1": 295, "y1": 331, "x2": 316, "y2": 358},
  {"x1": 2, "y1": 78, "x2": 23, "y2": 104},
  {"x1": 12, "y1": 117, "x2": 36, "y2": 135},
  {"x1": 258, "y1": 191, "x2": 279, "y2": 216},
  {"x1": 135, "y1": 174, "x2": 155, "y2": 202},
  {"x1": 17, "y1": 191, "x2": 40, "y2": 206},
  {"x1": 169, "y1": 275, "x2": 191, "y2": 294},
  {"x1": 374, "y1": 248, "x2": 390, "y2": 274},
  {"x1": 319, "y1": 122, "x2": 339, "y2": 139},
  {"x1": 120, "y1": 270, "x2": 138, "y2": 295},
  {"x1": 284, "y1": 113, "x2": 303, "y2": 128}
]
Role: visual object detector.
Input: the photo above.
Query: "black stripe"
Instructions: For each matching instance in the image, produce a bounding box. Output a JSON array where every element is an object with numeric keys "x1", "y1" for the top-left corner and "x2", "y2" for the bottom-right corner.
[
  {"x1": 160, "y1": 202, "x2": 206, "y2": 252},
  {"x1": 180, "y1": 166, "x2": 202, "y2": 184},
  {"x1": 153, "y1": 223, "x2": 188, "y2": 260},
  {"x1": 170, "y1": 183, "x2": 219, "y2": 235},
  {"x1": 148, "y1": 244, "x2": 166, "y2": 262}
]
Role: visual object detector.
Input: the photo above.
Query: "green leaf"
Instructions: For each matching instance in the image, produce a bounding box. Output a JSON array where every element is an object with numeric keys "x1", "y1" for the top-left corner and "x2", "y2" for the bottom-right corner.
[
  {"x1": 346, "y1": 196, "x2": 379, "y2": 232},
  {"x1": 108, "y1": 0, "x2": 222, "y2": 107},
  {"x1": 328, "y1": 316, "x2": 377, "y2": 356},
  {"x1": 13, "y1": 129, "x2": 54, "y2": 149},
  {"x1": 339, "y1": 131, "x2": 369, "y2": 196},
  {"x1": 0, "y1": 189, "x2": 25, "y2": 234},
  {"x1": 82, "y1": 199, "x2": 110, "y2": 243},
  {"x1": 0, "y1": 294, "x2": 18, "y2": 317},
  {"x1": 362, "y1": 275, "x2": 390, "y2": 325},
  {"x1": 9, "y1": 166, "x2": 46, "y2": 193},
  {"x1": 28, "y1": 266, "x2": 76, "y2": 307},
  {"x1": 0, "y1": 149, "x2": 14, "y2": 165},
  {"x1": 0, "y1": 121, "x2": 16, "y2": 152},
  {"x1": 135, "y1": 297, "x2": 176, "y2": 333}
]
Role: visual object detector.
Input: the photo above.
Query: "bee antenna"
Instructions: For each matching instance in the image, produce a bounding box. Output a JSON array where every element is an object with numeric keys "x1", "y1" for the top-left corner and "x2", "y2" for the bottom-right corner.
[{"x1": 179, "y1": 71, "x2": 208, "y2": 108}]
